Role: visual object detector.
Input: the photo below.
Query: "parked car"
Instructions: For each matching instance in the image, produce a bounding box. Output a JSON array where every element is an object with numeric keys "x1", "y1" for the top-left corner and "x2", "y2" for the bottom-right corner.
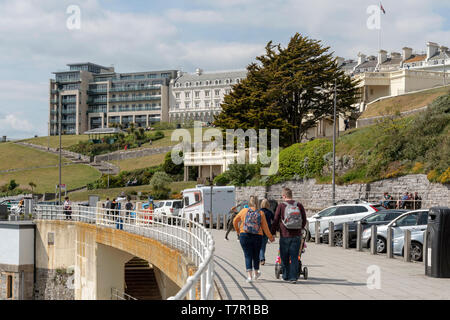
[
  {"x1": 154, "y1": 200, "x2": 183, "y2": 217},
  {"x1": 0, "y1": 200, "x2": 19, "y2": 210},
  {"x1": 362, "y1": 209, "x2": 429, "y2": 253},
  {"x1": 322, "y1": 209, "x2": 408, "y2": 246},
  {"x1": 393, "y1": 230, "x2": 425, "y2": 262},
  {"x1": 307, "y1": 203, "x2": 380, "y2": 241}
]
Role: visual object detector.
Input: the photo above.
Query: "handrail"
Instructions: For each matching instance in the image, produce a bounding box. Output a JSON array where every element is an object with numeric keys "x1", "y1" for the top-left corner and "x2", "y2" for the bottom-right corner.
[{"x1": 34, "y1": 204, "x2": 215, "y2": 300}]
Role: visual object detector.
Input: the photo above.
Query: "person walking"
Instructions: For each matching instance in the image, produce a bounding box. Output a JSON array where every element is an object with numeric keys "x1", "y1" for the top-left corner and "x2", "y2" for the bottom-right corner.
[
  {"x1": 105, "y1": 197, "x2": 112, "y2": 216},
  {"x1": 271, "y1": 187, "x2": 307, "y2": 284},
  {"x1": 225, "y1": 201, "x2": 249, "y2": 241},
  {"x1": 259, "y1": 199, "x2": 275, "y2": 266},
  {"x1": 233, "y1": 196, "x2": 274, "y2": 283},
  {"x1": 63, "y1": 197, "x2": 72, "y2": 220},
  {"x1": 125, "y1": 197, "x2": 134, "y2": 224}
]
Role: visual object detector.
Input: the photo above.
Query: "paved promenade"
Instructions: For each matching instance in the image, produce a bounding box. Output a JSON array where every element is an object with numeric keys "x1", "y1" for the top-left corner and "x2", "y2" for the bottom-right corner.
[{"x1": 211, "y1": 229, "x2": 450, "y2": 300}]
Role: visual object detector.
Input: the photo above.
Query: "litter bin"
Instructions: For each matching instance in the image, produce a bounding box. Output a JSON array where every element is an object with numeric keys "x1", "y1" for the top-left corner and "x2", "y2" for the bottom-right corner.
[{"x1": 425, "y1": 207, "x2": 450, "y2": 278}]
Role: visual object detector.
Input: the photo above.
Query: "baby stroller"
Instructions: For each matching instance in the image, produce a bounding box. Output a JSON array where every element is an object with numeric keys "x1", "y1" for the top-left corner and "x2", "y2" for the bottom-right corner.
[{"x1": 275, "y1": 229, "x2": 308, "y2": 280}]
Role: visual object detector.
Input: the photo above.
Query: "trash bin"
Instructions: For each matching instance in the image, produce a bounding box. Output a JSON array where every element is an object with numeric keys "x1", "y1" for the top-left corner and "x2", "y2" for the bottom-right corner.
[{"x1": 425, "y1": 207, "x2": 450, "y2": 278}]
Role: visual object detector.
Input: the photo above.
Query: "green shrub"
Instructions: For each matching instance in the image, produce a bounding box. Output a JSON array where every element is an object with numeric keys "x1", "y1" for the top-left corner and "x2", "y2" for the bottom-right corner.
[
  {"x1": 277, "y1": 139, "x2": 332, "y2": 180},
  {"x1": 213, "y1": 173, "x2": 230, "y2": 186}
]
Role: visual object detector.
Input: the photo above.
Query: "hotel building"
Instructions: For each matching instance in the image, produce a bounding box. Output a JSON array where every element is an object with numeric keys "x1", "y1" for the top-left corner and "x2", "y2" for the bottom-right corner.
[
  {"x1": 168, "y1": 68, "x2": 248, "y2": 123},
  {"x1": 49, "y1": 63, "x2": 177, "y2": 135}
]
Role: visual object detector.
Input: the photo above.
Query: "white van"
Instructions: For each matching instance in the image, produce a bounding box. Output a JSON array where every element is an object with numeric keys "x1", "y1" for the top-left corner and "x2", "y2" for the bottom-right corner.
[{"x1": 181, "y1": 185, "x2": 235, "y2": 226}]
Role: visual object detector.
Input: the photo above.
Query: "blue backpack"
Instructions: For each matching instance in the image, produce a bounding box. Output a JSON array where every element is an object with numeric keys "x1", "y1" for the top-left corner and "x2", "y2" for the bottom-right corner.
[{"x1": 243, "y1": 208, "x2": 262, "y2": 234}]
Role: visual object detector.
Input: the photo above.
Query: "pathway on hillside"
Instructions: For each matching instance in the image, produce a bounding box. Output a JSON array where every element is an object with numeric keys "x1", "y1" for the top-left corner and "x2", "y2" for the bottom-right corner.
[
  {"x1": 15, "y1": 142, "x2": 119, "y2": 175},
  {"x1": 211, "y1": 229, "x2": 450, "y2": 300}
]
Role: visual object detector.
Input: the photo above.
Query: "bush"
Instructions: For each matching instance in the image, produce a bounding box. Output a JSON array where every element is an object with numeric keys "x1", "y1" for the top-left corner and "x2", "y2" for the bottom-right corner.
[
  {"x1": 213, "y1": 173, "x2": 230, "y2": 186},
  {"x1": 278, "y1": 139, "x2": 332, "y2": 181},
  {"x1": 162, "y1": 151, "x2": 184, "y2": 175},
  {"x1": 225, "y1": 164, "x2": 259, "y2": 186},
  {"x1": 438, "y1": 167, "x2": 450, "y2": 184},
  {"x1": 150, "y1": 171, "x2": 173, "y2": 191}
]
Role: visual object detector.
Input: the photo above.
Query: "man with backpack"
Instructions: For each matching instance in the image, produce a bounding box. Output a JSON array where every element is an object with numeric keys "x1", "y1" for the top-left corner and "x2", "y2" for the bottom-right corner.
[{"x1": 271, "y1": 188, "x2": 307, "y2": 284}]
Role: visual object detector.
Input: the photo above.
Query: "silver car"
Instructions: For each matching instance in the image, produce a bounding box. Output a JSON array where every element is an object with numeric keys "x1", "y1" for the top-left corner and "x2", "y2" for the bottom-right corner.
[
  {"x1": 393, "y1": 230, "x2": 424, "y2": 262},
  {"x1": 362, "y1": 209, "x2": 428, "y2": 253}
]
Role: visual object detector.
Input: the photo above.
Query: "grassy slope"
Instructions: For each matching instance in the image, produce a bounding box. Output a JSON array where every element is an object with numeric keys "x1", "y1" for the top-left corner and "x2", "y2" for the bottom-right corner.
[
  {"x1": 68, "y1": 181, "x2": 197, "y2": 201},
  {"x1": 0, "y1": 143, "x2": 68, "y2": 171},
  {"x1": 0, "y1": 164, "x2": 101, "y2": 193},
  {"x1": 360, "y1": 85, "x2": 450, "y2": 119},
  {"x1": 112, "y1": 153, "x2": 166, "y2": 172},
  {"x1": 21, "y1": 135, "x2": 92, "y2": 149}
]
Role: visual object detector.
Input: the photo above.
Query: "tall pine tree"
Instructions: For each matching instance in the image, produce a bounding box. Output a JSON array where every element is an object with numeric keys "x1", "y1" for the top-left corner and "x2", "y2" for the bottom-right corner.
[{"x1": 214, "y1": 33, "x2": 360, "y2": 146}]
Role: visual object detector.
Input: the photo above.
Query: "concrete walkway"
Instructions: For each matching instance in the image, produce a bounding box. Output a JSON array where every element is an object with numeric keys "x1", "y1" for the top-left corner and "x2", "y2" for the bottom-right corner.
[{"x1": 212, "y1": 229, "x2": 450, "y2": 300}]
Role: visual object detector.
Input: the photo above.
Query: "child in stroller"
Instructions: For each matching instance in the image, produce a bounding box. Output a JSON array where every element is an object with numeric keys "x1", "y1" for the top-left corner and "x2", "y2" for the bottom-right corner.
[{"x1": 275, "y1": 229, "x2": 308, "y2": 280}]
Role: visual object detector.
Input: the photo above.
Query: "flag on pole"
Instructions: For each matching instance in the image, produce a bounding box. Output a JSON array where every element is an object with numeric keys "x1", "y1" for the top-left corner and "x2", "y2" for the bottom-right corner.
[{"x1": 380, "y1": 3, "x2": 386, "y2": 14}]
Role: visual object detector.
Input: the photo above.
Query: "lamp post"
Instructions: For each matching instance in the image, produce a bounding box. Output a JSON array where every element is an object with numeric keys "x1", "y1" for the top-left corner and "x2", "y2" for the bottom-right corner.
[
  {"x1": 315, "y1": 79, "x2": 337, "y2": 205},
  {"x1": 57, "y1": 87, "x2": 62, "y2": 205},
  {"x1": 332, "y1": 79, "x2": 337, "y2": 205}
]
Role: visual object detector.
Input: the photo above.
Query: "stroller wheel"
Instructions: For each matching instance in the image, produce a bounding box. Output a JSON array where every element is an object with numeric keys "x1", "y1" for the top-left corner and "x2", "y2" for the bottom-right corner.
[
  {"x1": 275, "y1": 264, "x2": 281, "y2": 279},
  {"x1": 303, "y1": 267, "x2": 308, "y2": 280}
]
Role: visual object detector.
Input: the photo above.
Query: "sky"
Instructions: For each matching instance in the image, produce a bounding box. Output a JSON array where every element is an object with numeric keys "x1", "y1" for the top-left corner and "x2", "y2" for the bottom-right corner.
[{"x1": 0, "y1": 0, "x2": 449, "y2": 139}]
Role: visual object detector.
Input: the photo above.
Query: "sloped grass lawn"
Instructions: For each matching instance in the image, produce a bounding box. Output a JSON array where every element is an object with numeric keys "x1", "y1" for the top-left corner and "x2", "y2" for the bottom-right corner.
[
  {"x1": 0, "y1": 143, "x2": 68, "y2": 171},
  {"x1": 112, "y1": 153, "x2": 166, "y2": 172},
  {"x1": 21, "y1": 134, "x2": 93, "y2": 149},
  {"x1": 0, "y1": 164, "x2": 101, "y2": 193},
  {"x1": 360, "y1": 85, "x2": 450, "y2": 119}
]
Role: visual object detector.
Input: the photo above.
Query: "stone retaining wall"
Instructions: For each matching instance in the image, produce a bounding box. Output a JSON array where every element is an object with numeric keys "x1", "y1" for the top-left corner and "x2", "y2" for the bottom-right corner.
[
  {"x1": 34, "y1": 268, "x2": 75, "y2": 300},
  {"x1": 236, "y1": 174, "x2": 450, "y2": 216}
]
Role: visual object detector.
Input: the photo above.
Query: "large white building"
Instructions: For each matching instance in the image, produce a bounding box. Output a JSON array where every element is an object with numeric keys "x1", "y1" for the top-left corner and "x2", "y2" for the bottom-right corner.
[{"x1": 168, "y1": 69, "x2": 247, "y2": 123}]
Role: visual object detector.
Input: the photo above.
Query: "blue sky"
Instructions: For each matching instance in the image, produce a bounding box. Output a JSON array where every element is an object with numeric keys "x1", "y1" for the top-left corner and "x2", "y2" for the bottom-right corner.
[{"x1": 0, "y1": 0, "x2": 449, "y2": 138}]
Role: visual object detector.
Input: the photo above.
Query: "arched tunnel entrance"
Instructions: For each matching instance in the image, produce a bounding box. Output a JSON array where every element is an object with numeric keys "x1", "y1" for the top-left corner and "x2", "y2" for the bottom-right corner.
[{"x1": 125, "y1": 257, "x2": 161, "y2": 300}]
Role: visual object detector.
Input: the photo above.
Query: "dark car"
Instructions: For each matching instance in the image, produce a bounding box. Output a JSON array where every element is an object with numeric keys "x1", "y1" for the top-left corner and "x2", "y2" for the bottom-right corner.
[{"x1": 322, "y1": 209, "x2": 408, "y2": 246}]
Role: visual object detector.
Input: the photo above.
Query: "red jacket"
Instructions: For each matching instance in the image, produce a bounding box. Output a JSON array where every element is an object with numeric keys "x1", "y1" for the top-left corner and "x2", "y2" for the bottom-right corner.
[{"x1": 271, "y1": 200, "x2": 307, "y2": 238}]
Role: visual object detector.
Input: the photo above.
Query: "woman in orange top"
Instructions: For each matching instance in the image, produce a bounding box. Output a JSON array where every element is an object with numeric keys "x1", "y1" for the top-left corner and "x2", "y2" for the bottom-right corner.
[{"x1": 233, "y1": 196, "x2": 275, "y2": 283}]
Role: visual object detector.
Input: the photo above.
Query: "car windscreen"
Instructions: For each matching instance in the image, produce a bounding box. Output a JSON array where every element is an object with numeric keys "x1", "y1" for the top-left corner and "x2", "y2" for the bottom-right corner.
[
  {"x1": 364, "y1": 212, "x2": 390, "y2": 223},
  {"x1": 395, "y1": 212, "x2": 420, "y2": 227},
  {"x1": 173, "y1": 201, "x2": 183, "y2": 209},
  {"x1": 318, "y1": 207, "x2": 338, "y2": 217}
]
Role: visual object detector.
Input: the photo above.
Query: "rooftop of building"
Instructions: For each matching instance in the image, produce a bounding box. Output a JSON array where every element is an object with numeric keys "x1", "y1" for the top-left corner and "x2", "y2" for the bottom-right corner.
[
  {"x1": 404, "y1": 54, "x2": 427, "y2": 63},
  {"x1": 380, "y1": 57, "x2": 403, "y2": 66},
  {"x1": 175, "y1": 69, "x2": 248, "y2": 83}
]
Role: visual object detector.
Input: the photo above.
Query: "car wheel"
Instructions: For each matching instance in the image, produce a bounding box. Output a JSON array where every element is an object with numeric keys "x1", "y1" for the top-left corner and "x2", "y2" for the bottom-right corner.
[
  {"x1": 410, "y1": 242, "x2": 423, "y2": 262},
  {"x1": 376, "y1": 236, "x2": 386, "y2": 253},
  {"x1": 334, "y1": 231, "x2": 343, "y2": 247}
]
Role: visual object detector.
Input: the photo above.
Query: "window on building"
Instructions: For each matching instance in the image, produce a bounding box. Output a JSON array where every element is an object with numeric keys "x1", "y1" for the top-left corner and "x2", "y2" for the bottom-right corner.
[
  {"x1": 185, "y1": 92, "x2": 190, "y2": 98},
  {"x1": 205, "y1": 90, "x2": 210, "y2": 97},
  {"x1": 215, "y1": 101, "x2": 221, "y2": 108},
  {"x1": 185, "y1": 102, "x2": 190, "y2": 108},
  {"x1": 236, "y1": 79, "x2": 240, "y2": 84},
  {"x1": 195, "y1": 91, "x2": 200, "y2": 98},
  {"x1": 175, "y1": 92, "x2": 180, "y2": 99},
  {"x1": 148, "y1": 74, "x2": 157, "y2": 79},
  {"x1": 161, "y1": 73, "x2": 171, "y2": 78},
  {"x1": 205, "y1": 101, "x2": 210, "y2": 108},
  {"x1": 7, "y1": 275, "x2": 13, "y2": 299},
  {"x1": 215, "y1": 89, "x2": 220, "y2": 96},
  {"x1": 195, "y1": 102, "x2": 200, "y2": 108},
  {"x1": 205, "y1": 80, "x2": 210, "y2": 85},
  {"x1": 225, "y1": 89, "x2": 231, "y2": 95},
  {"x1": 175, "y1": 103, "x2": 180, "y2": 109}
]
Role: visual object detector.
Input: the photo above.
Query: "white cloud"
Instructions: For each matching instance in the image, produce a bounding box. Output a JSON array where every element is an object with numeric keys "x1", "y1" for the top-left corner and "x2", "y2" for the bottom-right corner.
[{"x1": 166, "y1": 9, "x2": 224, "y2": 24}]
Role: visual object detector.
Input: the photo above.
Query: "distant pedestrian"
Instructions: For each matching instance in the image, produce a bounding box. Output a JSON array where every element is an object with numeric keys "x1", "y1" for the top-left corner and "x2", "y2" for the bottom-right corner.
[
  {"x1": 400, "y1": 192, "x2": 409, "y2": 209},
  {"x1": 63, "y1": 197, "x2": 72, "y2": 220},
  {"x1": 271, "y1": 188, "x2": 307, "y2": 284},
  {"x1": 105, "y1": 197, "x2": 112, "y2": 215},
  {"x1": 344, "y1": 119, "x2": 350, "y2": 131},
  {"x1": 125, "y1": 197, "x2": 133, "y2": 223},
  {"x1": 414, "y1": 192, "x2": 422, "y2": 209},
  {"x1": 259, "y1": 199, "x2": 275, "y2": 266},
  {"x1": 233, "y1": 196, "x2": 275, "y2": 283}
]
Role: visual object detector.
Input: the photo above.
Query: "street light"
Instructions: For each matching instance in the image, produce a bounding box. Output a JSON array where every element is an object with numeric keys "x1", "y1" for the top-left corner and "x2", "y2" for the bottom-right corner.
[
  {"x1": 315, "y1": 79, "x2": 338, "y2": 205},
  {"x1": 57, "y1": 85, "x2": 62, "y2": 205}
]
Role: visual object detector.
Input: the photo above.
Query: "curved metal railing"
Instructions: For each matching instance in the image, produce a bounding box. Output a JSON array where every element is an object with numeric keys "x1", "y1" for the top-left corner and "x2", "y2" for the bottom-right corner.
[{"x1": 34, "y1": 204, "x2": 215, "y2": 300}]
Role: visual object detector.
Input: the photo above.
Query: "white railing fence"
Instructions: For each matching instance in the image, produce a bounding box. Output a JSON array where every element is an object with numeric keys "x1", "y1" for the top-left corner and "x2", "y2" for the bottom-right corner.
[{"x1": 34, "y1": 205, "x2": 215, "y2": 301}]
